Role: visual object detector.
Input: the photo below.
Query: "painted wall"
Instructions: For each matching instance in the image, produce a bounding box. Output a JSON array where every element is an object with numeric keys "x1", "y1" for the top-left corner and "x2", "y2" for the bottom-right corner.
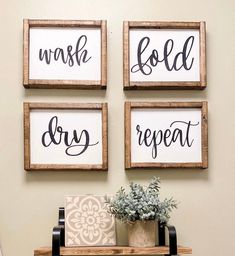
[{"x1": 0, "y1": 0, "x2": 234, "y2": 255}]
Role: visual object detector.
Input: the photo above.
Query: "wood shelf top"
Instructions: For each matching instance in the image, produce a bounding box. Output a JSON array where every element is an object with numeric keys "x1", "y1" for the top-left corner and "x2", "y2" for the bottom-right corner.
[{"x1": 34, "y1": 246, "x2": 192, "y2": 256}]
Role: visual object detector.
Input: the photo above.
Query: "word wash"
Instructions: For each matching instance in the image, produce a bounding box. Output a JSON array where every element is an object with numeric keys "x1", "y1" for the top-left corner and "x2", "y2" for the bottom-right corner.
[
  {"x1": 38, "y1": 35, "x2": 91, "y2": 67},
  {"x1": 41, "y1": 116, "x2": 99, "y2": 156},
  {"x1": 131, "y1": 36, "x2": 195, "y2": 75},
  {"x1": 136, "y1": 120, "x2": 199, "y2": 159}
]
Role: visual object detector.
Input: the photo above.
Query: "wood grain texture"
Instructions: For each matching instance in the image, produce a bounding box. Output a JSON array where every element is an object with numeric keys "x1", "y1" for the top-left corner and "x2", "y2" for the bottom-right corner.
[
  {"x1": 23, "y1": 19, "x2": 29, "y2": 86},
  {"x1": 128, "y1": 101, "x2": 203, "y2": 108},
  {"x1": 101, "y1": 20, "x2": 107, "y2": 88},
  {"x1": 23, "y1": 102, "x2": 108, "y2": 171},
  {"x1": 34, "y1": 246, "x2": 192, "y2": 256},
  {"x1": 102, "y1": 103, "x2": 108, "y2": 170},
  {"x1": 127, "y1": 81, "x2": 202, "y2": 90},
  {"x1": 125, "y1": 102, "x2": 131, "y2": 169},
  {"x1": 123, "y1": 21, "x2": 130, "y2": 88},
  {"x1": 28, "y1": 164, "x2": 106, "y2": 171},
  {"x1": 124, "y1": 101, "x2": 208, "y2": 169},
  {"x1": 25, "y1": 80, "x2": 104, "y2": 89},
  {"x1": 23, "y1": 103, "x2": 30, "y2": 170},
  {"x1": 131, "y1": 162, "x2": 204, "y2": 169},
  {"x1": 128, "y1": 21, "x2": 200, "y2": 29},
  {"x1": 23, "y1": 19, "x2": 107, "y2": 89},
  {"x1": 201, "y1": 101, "x2": 208, "y2": 168},
  {"x1": 28, "y1": 19, "x2": 102, "y2": 27},
  {"x1": 200, "y1": 21, "x2": 207, "y2": 88},
  {"x1": 26, "y1": 102, "x2": 104, "y2": 110}
]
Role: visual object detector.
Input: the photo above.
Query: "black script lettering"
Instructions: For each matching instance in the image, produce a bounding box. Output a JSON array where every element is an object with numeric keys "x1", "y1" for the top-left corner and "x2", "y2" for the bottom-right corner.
[
  {"x1": 41, "y1": 116, "x2": 98, "y2": 156},
  {"x1": 39, "y1": 35, "x2": 92, "y2": 67},
  {"x1": 131, "y1": 36, "x2": 195, "y2": 75},
  {"x1": 170, "y1": 120, "x2": 199, "y2": 147},
  {"x1": 131, "y1": 37, "x2": 155, "y2": 75},
  {"x1": 136, "y1": 120, "x2": 199, "y2": 159},
  {"x1": 164, "y1": 39, "x2": 174, "y2": 71}
]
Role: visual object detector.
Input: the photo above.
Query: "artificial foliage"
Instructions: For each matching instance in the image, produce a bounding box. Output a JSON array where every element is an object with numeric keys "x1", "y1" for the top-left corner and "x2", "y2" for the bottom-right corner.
[{"x1": 105, "y1": 177, "x2": 177, "y2": 223}]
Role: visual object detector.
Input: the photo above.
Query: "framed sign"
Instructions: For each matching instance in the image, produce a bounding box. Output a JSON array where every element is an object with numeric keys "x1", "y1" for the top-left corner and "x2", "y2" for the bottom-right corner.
[
  {"x1": 23, "y1": 19, "x2": 107, "y2": 89},
  {"x1": 125, "y1": 101, "x2": 208, "y2": 169},
  {"x1": 123, "y1": 21, "x2": 206, "y2": 90},
  {"x1": 24, "y1": 102, "x2": 108, "y2": 171}
]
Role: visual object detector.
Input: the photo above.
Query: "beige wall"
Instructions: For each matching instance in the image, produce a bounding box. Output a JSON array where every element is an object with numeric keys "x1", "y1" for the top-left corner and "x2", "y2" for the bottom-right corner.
[{"x1": 0, "y1": 0, "x2": 235, "y2": 255}]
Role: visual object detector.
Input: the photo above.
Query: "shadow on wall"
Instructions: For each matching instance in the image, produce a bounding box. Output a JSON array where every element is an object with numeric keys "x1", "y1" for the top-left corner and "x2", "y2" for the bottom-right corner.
[
  {"x1": 24, "y1": 167, "x2": 209, "y2": 184},
  {"x1": 24, "y1": 170, "x2": 109, "y2": 183},
  {"x1": 124, "y1": 89, "x2": 208, "y2": 100},
  {"x1": 125, "y1": 167, "x2": 209, "y2": 182},
  {"x1": 23, "y1": 88, "x2": 107, "y2": 100}
]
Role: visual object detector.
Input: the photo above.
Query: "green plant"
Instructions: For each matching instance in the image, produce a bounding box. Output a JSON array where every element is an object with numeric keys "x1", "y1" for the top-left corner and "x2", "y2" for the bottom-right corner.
[{"x1": 105, "y1": 177, "x2": 177, "y2": 223}]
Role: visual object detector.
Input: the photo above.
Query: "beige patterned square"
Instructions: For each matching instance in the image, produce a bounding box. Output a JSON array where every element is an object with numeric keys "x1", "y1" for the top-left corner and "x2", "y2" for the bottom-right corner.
[{"x1": 65, "y1": 195, "x2": 116, "y2": 247}]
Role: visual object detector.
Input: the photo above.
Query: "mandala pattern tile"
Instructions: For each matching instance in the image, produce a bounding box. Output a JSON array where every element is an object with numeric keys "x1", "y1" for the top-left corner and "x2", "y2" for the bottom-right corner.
[{"x1": 65, "y1": 195, "x2": 116, "y2": 247}]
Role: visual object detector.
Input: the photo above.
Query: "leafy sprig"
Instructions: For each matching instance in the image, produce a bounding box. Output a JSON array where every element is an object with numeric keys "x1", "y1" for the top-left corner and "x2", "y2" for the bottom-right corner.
[{"x1": 105, "y1": 177, "x2": 177, "y2": 223}]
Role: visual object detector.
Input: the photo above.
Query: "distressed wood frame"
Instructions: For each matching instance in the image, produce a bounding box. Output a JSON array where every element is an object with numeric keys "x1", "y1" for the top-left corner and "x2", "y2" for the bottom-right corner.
[
  {"x1": 125, "y1": 101, "x2": 208, "y2": 169},
  {"x1": 23, "y1": 19, "x2": 107, "y2": 89},
  {"x1": 123, "y1": 21, "x2": 206, "y2": 90},
  {"x1": 24, "y1": 102, "x2": 108, "y2": 171}
]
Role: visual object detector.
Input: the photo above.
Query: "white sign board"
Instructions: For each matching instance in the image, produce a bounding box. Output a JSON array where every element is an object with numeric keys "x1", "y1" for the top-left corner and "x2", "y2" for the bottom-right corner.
[
  {"x1": 24, "y1": 103, "x2": 108, "y2": 171},
  {"x1": 123, "y1": 21, "x2": 206, "y2": 89},
  {"x1": 131, "y1": 108, "x2": 201, "y2": 163},
  {"x1": 29, "y1": 28, "x2": 101, "y2": 81},
  {"x1": 125, "y1": 102, "x2": 208, "y2": 169},
  {"x1": 23, "y1": 20, "x2": 107, "y2": 89},
  {"x1": 129, "y1": 29, "x2": 200, "y2": 82}
]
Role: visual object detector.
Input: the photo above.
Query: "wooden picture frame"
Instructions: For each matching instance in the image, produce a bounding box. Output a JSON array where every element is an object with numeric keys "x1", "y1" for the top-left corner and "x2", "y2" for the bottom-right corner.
[
  {"x1": 123, "y1": 21, "x2": 206, "y2": 90},
  {"x1": 24, "y1": 102, "x2": 108, "y2": 171},
  {"x1": 125, "y1": 101, "x2": 208, "y2": 169},
  {"x1": 23, "y1": 19, "x2": 107, "y2": 89}
]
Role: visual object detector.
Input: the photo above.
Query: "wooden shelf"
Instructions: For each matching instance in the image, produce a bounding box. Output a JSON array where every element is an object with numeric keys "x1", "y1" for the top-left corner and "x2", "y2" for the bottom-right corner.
[{"x1": 34, "y1": 246, "x2": 192, "y2": 256}]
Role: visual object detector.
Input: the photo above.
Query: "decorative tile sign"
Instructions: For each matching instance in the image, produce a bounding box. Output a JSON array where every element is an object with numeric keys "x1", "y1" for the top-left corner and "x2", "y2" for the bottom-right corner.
[
  {"x1": 65, "y1": 195, "x2": 116, "y2": 246},
  {"x1": 123, "y1": 21, "x2": 206, "y2": 90},
  {"x1": 23, "y1": 19, "x2": 107, "y2": 89},
  {"x1": 125, "y1": 102, "x2": 208, "y2": 169},
  {"x1": 24, "y1": 103, "x2": 108, "y2": 171}
]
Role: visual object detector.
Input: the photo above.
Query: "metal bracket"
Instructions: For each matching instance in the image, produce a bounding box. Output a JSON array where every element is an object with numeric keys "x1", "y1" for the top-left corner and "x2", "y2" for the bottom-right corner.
[
  {"x1": 52, "y1": 207, "x2": 65, "y2": 256},
  {"x1": 158, "y1": 222, "x2": 178, "y2": 256}
]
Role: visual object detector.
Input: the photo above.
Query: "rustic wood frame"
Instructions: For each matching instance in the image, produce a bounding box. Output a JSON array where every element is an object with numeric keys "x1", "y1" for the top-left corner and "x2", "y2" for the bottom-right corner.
[
  {"x1": 24, "y1": 102, "x2": 108, "y2": 171},
  {"x1": 123, "y1": 21, "x2": 206, "y2": 90},
  {"x1": 125, "y1": 101, "x2": 208, "y2": 169},
  {"x1": 23, "y1": 19, "x2": 107, "y2": 89}
]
